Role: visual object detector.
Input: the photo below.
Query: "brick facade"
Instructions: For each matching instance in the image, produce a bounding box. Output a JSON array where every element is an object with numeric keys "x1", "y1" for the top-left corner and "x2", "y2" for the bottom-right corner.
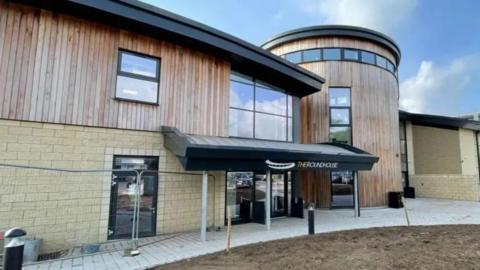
[
  {"x1": 0, "y1": 119, "x2": 225, "y2": 253},
  {"x1": 410, "y1": 175, "x2": 479, "y2": 201}
]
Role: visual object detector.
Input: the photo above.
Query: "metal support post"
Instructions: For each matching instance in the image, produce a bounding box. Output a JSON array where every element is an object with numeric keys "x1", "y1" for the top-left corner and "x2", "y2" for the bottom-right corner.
[{"x1": 200, "y1": 171, "x2": 208, "y2": 241}]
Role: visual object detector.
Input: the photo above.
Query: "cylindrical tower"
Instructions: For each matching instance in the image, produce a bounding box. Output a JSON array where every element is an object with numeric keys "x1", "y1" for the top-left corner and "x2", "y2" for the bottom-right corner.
[{"x1": 263, "y1": 25, "x2": 402, "y2": 207}]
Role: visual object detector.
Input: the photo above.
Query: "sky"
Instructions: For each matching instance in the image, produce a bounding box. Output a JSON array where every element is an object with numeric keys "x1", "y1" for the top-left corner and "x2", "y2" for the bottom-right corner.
[{"x1": 142, "y1": 0, "x2": 480, "y2": 117}]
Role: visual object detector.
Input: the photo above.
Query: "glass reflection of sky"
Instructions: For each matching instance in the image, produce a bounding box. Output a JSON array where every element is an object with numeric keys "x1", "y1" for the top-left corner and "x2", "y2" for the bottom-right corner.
[
  {"x1": 255, "y1": 87, "x2": 287, "y2": 115},
  {"x1": 329, "y1": 88, "x2": 350, "y2": 106},
  {"x1": 230, "y1": 81, "x2": 254, "y2": 110},
  {"x1": 255, "y1": 113, "x2": 286, "y2": 141},
  {"x1": 331, "y1": 108, "x2": 350, "y2": 125},
  {"x1": 121, "y1": 53, "x2": 157, "y2": 78}
]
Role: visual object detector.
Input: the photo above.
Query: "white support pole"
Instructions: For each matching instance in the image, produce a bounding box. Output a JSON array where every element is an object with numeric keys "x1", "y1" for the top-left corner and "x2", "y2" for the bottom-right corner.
[
  {"x1": 200, "y1": 171, "x2": 208, "y2": 241},
  {"x1": 354, "y1": 171, "x2": 360, "y2": 217},
  {"x1": 266, "y1": 170, "x2": 271, "y2": 230}
]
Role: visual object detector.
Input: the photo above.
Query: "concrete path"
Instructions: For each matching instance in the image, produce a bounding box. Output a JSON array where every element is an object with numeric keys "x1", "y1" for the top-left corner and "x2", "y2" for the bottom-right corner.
[{"x1": 22, "y1": 198, "x2": 480, "y2": 270}]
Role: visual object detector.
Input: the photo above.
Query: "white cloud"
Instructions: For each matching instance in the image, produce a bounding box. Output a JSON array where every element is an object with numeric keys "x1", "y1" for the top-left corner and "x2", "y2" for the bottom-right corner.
[
  {"x1": 297, "y1": 0, "x2": 416, "y2": 33},
  {"x1": 400, "y1": 54, "x2": 480, "y2": 116}
]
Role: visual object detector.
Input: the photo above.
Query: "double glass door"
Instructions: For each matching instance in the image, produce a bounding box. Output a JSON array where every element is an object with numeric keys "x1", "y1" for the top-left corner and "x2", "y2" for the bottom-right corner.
[
  {"x1": 108, "y1": 156, "x2": 159, "y2": 240},
  {"x1": 226, "y1": 171, "x2": 290, "y2": 224}
]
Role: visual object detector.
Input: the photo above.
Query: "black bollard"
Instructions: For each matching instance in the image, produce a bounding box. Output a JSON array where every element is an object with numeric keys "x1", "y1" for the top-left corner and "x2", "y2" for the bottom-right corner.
[
  {"x1": 3, "y1": 228, "x2": 26, "y2": 270},
  {"x1": 308, "y1": 204, "x2": 315, "y2": 235}
]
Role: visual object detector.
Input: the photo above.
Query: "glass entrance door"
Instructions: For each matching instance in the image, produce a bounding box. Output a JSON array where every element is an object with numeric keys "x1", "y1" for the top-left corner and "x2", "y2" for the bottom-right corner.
[
  {"x1": 331, "y1": 171, "x2": 354, "y2": 208},
  {"x1": 108, "y1": 156, "x2": 159, "y2": 240},
  {"x1": 271, "y1": 173, "x2": 288, "y2": 217},
  {"x1": 226, "y1": 172, "x2": 254, "y2": 223}
]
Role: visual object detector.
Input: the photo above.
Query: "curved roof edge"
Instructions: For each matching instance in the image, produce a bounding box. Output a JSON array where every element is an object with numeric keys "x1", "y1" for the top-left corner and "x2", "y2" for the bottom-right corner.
[
  {"x1": 14, "y1": 0, "x2": 325, "y2": 97},
  {"x1": 400, "y1": 110, "x2": 480, "y2": 131},
  {"x1": 261, "y1": 25, "x2": 401, "y2": 65}
]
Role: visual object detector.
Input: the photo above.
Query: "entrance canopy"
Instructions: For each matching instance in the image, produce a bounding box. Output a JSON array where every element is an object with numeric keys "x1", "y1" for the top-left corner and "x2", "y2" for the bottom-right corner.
[{"x1": 162, "y1": 127, "x2": 378, "y2": 171}]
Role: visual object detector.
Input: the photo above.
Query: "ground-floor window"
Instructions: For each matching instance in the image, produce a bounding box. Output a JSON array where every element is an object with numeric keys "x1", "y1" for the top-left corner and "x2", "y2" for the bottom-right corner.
[
  {"x1": 225, "y1": 171, "x2": 291, "y2": 224},
  {"x1": 331, "y1": 171, "x2": 354, "y2": 208},
  {"x1": 108, "y1": 156, "x2": 159, "y2": 240}
]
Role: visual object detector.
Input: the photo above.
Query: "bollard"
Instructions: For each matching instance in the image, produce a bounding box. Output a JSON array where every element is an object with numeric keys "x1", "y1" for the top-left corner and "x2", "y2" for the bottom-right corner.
[
  {"x1": 3, "y1": 228, "x2": 26, "y2": 270},
  {"x1": 308, "y1": 204, "x2": 315, "y2": 235}
]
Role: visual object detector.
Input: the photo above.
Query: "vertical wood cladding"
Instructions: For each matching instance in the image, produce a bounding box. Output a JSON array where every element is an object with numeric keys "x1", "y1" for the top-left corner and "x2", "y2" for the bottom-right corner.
[
  {"x1": 270, "y1": 37, "x2": 402, "y2": 207},
  {"x1": 0, "y1": 1, "x2": 230, "y2": 136}
]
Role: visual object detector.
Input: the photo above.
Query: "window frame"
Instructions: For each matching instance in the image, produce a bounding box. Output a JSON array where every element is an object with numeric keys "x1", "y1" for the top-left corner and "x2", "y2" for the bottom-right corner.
[
  {"x1": 229, "y1": 73, "x2": 293, "y2": 142},
  {"x1": 115, "y1": 49, "x2": 161, "y2": 105},
  {"x1": 328, "y1": 87, "x2": 353, "y2": 145}
]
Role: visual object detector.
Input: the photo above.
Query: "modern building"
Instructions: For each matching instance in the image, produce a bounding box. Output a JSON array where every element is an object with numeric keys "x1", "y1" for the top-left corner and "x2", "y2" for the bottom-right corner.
[
  {"x1": 0, "y1": 0, "x2": 477, "y2": 258},
  {"x1": 262, "y1": 26, "x2": 402, "y2": 208},
  {"x1": 0, "y1": 0, "x2": 380, "y2": 254},
  {"x1": 400, "y1": 111, "x2": 480, "y2": 201}
]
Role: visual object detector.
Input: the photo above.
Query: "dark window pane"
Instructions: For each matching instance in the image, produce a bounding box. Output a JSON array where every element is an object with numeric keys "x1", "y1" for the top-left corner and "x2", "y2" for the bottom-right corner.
[
  {"x1": 330, "y1": 108, "x2": 350, "y2": 125},
  {"x1": 302, "y1": 49, "x2": 321, "y2": 62},
  {"x1": 226, "y1": 172, "x2": 253, "y2": 222},
  {"x1": 285, "y1": 51, "x2": 302, "y2": 64},
  {"x1": 229, "y1": 109, "x2": 253, "y2": 138},
  {"x1": 255, "y1": 87, "x2": 287, "y2": 115},
  {"x1": 120, "y1": 52, "x2": 158, "y2": 78},
  {"x1": 230, "y1": 81, "x2": 254, "y2": 110},
  {"x1": 343, "y1": 49, "x2": 359, "y2": 60},
  {"x1": 329, "y1": 88, "x2": 351, "y2": 107},
  {"x1": 255, "y1": 113, "x2": 287, "y2": 141},
  {"x1": 329, "y1": 127, "x2": 352, "y2": 145},
  {"x1": 386, "y1": 61, "x2": 395, "y2": 72},
  {"x1": 116, "y1": 75, "x2": 158, "y2": 103},
  {"x1": 361, "y1": 51, "x2": 375, "y2": 64},
  {"x1": 376, "y1": 55, "x2": 387, "y2": 68},
  {"x1": 323, "y1": 48, "x2": 341, "y2": 60}
]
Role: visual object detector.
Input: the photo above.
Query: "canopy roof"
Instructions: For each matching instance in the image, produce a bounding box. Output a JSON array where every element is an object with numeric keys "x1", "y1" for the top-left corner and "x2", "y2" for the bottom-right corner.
[{"x1": 162, "y1": 127, "x2": 379, "y2": 171}]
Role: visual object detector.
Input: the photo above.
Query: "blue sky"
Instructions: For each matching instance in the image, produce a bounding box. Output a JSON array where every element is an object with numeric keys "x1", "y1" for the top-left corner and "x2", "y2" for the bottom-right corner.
[{"x1": 142, "y1": 0, "x2": 480, "y2": 116}]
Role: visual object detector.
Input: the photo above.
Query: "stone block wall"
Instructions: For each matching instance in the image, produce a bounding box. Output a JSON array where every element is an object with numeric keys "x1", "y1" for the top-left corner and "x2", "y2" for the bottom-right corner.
[
  {"x1": 410, "y1": 174, "x2": 480, "y2": 201},
  {"x1": 0, "y1": 119, "x2": 225, "y2": 253}
]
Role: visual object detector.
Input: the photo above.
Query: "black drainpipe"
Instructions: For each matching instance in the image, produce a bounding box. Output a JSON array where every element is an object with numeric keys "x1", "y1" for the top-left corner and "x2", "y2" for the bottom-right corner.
[{"x1": 476, "y1": 130, "x2": 480, "y2": 185}]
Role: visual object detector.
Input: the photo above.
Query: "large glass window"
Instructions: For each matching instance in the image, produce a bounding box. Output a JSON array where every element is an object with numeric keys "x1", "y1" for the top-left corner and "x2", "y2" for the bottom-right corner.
[
  {"x1": 116, "y1": 50, "x2": 160, "y2": 104},
  {"x1": 376, "y1": 55, "x2": 387, "y2": 68},
  {"x1": 229, "y1": 72, "x2": 293, "y2": 142}
]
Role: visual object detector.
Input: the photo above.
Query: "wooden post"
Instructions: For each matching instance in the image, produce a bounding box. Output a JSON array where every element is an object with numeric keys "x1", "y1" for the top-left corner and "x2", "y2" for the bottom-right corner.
[{"x1": 226, "y1": 206, "x2": 232, "y2": 253}]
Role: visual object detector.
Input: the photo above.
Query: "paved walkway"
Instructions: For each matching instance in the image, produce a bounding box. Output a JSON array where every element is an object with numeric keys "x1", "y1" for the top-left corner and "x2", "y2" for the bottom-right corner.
[{"x1": 23, "y1": 198, "x2": 480, "y2": 270}]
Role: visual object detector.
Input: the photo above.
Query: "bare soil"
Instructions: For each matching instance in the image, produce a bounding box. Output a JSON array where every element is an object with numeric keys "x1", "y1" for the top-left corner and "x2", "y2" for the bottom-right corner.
[{"x1": 154, "y1": 225, "x2": 480, "y2": 270}]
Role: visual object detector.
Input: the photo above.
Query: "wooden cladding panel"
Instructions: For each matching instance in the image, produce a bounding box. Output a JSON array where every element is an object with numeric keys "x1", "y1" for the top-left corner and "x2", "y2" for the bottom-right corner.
[
  {"x1": 0, "y1": 2, "x2": 230, "y2": 136},
  {"x1": 273, "y1": 38, "x2": 402, "y2": 207}
]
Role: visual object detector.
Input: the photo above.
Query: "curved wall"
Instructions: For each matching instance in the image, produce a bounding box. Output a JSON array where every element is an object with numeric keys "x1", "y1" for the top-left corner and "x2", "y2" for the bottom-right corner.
[{"x1": 267, "y1": 35, "x2": 402, "y2": 207}]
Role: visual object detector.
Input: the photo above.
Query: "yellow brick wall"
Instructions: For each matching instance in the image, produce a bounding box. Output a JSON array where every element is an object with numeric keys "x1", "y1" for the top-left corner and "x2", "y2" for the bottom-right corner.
[
  {"x1": 0, "y1": 119, "x2": 225, "y2": 253},
  {"x1": 410, "y1": 175, "x2": 480, "y2": 201}
]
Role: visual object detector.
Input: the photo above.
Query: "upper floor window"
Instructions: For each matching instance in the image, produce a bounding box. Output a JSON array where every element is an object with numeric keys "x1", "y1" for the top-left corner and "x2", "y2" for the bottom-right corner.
[
  {"x1": 285, "y1": 51, "x2": 302, "y2": 64},
  {"x1": 229, "y1": 72, "x2": 293, "y2": 142},
  {"x1": 343, "y1": 49, "x2": 359, "y2": 61},
  {"x1": 323, "y1": 48, "x2": 341, "y2": 60},
  {"x1": 302, "y1": 49, "x2": 321, "y2": 62},
  {"x1": 116, "y1": 50, "x2": 161, "y2": 104},
  {"x1": 361, "y1": 51, "x2": 375, "y2": 65},
  {"x1": 329, "y1": 87, "x2": 352, "y2": 145}
]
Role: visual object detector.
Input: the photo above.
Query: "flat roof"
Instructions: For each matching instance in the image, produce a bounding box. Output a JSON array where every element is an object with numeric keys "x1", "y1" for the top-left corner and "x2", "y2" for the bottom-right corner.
[
  {"x1": 261, "y1": 25, "x2": 401, "y2": 65},
  {"x1": 162, "y1": 127, "x2": 379, "y2": 171},
  {"x1": 15, "y1": 0, "x2": 325, "y2": 97},
  {"x1": 400, "y1": 110, "x2": 480, "y2": 131}
]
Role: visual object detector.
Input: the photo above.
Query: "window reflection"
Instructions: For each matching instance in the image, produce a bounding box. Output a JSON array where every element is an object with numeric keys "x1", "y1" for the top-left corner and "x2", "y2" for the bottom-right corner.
[
  {"x1": 323, "y1": 48, "x2": 341, "y2": 60},
  {"x1": 229, "y1": 72, "x2": 293, "y2": 142},
  {"x1": 329, "y1": 127, "x2": 352, "y2": 145},
  {"x1": 344, "y1": 49, "x2": 359, "y2": 60},
  {"x1": 376, "y1": 55, "x2": 387, "y2": 68},
  {"x1": 230, "y1": 81, "x2": 254, "y2": 110},
  {"x1": 255, "y1": 113, "x2": 287, "y2": 141},
  {"x1": 116, "y1": 76, "x2": 158, "y2": 103},
  {"x1": 329, "y1": 88, "x2": 351, "y2": 106},
  {"x1": 302, "y1": 49, "x2": 321, "y2": 62},
  {"x1": 330, "y1": 108, "x2": 350, "y2": 125},
  {"x1": 120, "y1": 52, "x2": 158, "y2": 78},
  {"x1": 361, "y1": 51, "x2": 375, "y2": 64},
  {"x1": 285, "y1": 51, "x2": 302, "y2": 64},
  {"x1": 229, "y1": 109, "x2": 253, "y2": 138},
  {"x1": 255, "y1": 87, "x2": 287, "y2": 115}
]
